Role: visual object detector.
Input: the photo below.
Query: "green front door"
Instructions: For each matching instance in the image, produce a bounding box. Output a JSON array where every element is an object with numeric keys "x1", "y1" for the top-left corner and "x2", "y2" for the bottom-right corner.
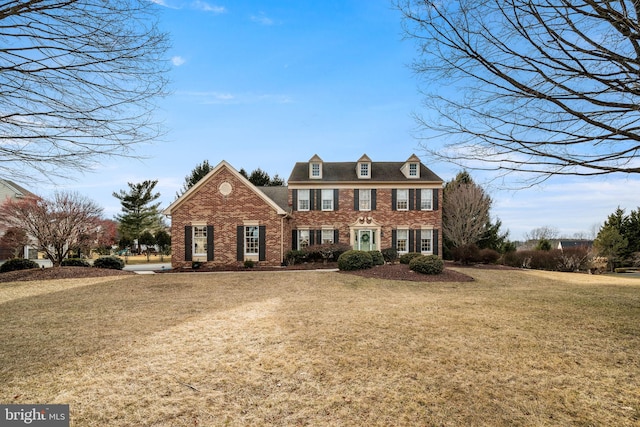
[{"x1": 358, "y1": 230, "x2": 372, "y2": 251}]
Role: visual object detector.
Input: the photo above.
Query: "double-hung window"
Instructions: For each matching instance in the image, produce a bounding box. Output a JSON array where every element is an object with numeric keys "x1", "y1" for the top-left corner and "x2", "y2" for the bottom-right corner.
[
  {"x1": 321, "y1": 189, "x2": 334, "y2": 211},
  {"x1": 297, "y1": 189, "x2": 310, "y2": 211},
  {"x1": 245, "y1": 226, "x2": 259, "y2": 255},
  {"x1": 421, "y1": 189, "x2": 433, "y2": 210},
  {"x1": 420, "y1": 229, "x2": 433, "y2": 253},
  {"x1": 396, "y1": 189, "x2": 409, "y2": 211},
  {"x1": 396, "y1": 229, "x2": 409, "y2": 253},
  {"x1": 322, "y1": 229, "x2": 334, "y2": 244},
  {"x1": 409, "y1": 163, "x2": 418, "y2": 177},
  {"x1": 193, "y1": 226, "x2": 207, "y2": 256},
  {"x1": 359, "y1": 189, "x2": 371, "y2": 211},
  {"x1": 298, "y1": 230, "x2": 310, "y2": 249}
]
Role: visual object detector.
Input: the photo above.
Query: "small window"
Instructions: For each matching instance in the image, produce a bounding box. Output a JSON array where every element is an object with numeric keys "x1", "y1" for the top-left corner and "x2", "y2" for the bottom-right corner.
[
  {"x1": 193, "y1": 226, "x2": 207, "y2": 256},
  {"x1": 322, "y1": 229, "x2": 334, "y2": 244},
  {"x1": 396, "y1": 189, "x2": 409, "y2": 211},
  {"x1": 396, "y1": 229, "x2": 408, "y2": 253},
  {"x1": 298, "y1": 230, "x2": 310, "y2": 250},
  {"x1": 421, "y1": 189, "x2": 433, "y2": 210},
  {"x1": 245, "y1": 226, "x2": 259, "y2": 255},
  {"x1": 421, "y1": 229, "x2": 433, "y2": 253},
  {"x1": 311, "y1": 163, "x2": 321, "y2": 178},
  {"x1": 359, "y1": 189, "x2": 371, "y2": 211},
  {"x1": 409, "y1": 163, "x2": 418, "y2": 176},
  {"x1": 298, "y1": 189, "x2": 310, "y2": 211},
  {"x1": 359, "y1": 163, "x2": 370, "y2": 178},
  {"x1": 321, "y1": 189, "x2": 333, "y2": 211}
]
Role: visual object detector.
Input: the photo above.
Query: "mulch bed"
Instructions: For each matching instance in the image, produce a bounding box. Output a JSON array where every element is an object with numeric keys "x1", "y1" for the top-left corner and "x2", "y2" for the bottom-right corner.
[{"x1": 0, "y1": 263, "x2": 477, "y2": 283}]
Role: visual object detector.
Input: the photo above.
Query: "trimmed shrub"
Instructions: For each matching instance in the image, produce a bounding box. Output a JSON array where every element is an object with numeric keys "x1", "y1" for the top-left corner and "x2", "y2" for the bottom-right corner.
[
  {"x1": 381, "y1": 247, "x2": 398, "y2": 264},
  {"x1": 244, "y1": 259, "x2": 255, "y2": 268},
  {"x1": 369, "y1": 250, "x2": 385, "y2": 266},
  {"x1": 337, "y1": 250, "x2": 373, "y2": 271},
  {"x1": 304, "y1": 243, "x2": 351, "y2": 263},
  {"x1": 451, "y1": 244, "x2": 480, "y2": 264},
  {"x1": 93, "y1": 256, "x2": 125, "y2": 270},
  {"x1": 0, "y1": 258, "x2": 40, "y2": 273},
  {"x1": 284, "y1": 250, "x2": 307, "y2": 265},
  {"x1": 61, "y1": 258, "x2": 90, "y2": 267},
  {"x1": 399, "y1": 252, "x2": 422, "y2": 265},
  {"x1": 478, "y1": 248, "x2": 500, "y2": 265},
  {"x1": 409, "y1": 255, "x2": 444, "y2": 275}
]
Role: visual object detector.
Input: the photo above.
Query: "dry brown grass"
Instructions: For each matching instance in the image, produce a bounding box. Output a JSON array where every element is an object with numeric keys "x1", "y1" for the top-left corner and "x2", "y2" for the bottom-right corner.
[{"x1": 1, "y1": 269, "x2": 639, "y2": 426}]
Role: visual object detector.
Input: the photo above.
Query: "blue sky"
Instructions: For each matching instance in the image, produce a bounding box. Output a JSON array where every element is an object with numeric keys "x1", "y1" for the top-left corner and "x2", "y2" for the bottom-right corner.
[{"x1": 48, "y1": 0, "x2": 640, "y2": 241}]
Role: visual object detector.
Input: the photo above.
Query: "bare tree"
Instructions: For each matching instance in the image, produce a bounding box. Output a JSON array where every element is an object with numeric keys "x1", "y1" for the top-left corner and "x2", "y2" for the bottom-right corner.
[
  {"x1": 0, "y1": 192, "x2": 104, "y2": 266},
  {"x1": 0, "y1": 227, "x2": 29, "y2": 258},
  {"x1": 399, "y1": 0, "x2": 640, "y2": 182},
  {"x1": 524, "y1": 226, "x2": 560, "y2": 242},
  {"x1": 442, "y1": 183, "x2": 492, "y2": 248},
  {"x1": 0, "y1": 0, "x2": 169, "y2": 181}
]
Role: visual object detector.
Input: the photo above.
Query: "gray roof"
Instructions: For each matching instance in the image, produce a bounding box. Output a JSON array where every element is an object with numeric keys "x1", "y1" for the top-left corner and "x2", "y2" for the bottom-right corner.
[
  {"x1": 287, "y1": 161, "x2": 443, "y2": 183},
  {"x1": 257, "y1": 186, "x2": 289, "y2": 211},
  {"x1": 0, "y1": 179, "x2": 36, "y2": 198}
]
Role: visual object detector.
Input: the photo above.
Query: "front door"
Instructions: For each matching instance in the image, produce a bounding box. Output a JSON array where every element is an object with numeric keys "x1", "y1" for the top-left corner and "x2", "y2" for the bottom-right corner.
[{"x1": 358, "y1": 229, "x2": 372, "y2": 251}]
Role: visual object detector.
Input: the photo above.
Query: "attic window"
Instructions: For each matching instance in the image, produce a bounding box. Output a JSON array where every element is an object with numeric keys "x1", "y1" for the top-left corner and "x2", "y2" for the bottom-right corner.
[
  {"x1": 409, "y1": 163, "x2": 418, "y2": 177},
  {"x1": 310, "y1": 162, "x2": 322, "y2": 179},
  {"x1": 358, "y1": 162, "x2": 370, "y2": 179}
]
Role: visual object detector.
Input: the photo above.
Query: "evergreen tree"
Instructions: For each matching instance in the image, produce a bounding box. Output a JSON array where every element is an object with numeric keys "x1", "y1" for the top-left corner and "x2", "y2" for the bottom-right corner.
[
  {"x1": 594, "y1": 226, "x2": 628, "y2": 272},
  {"x1": 176, "y1": 160, "x2": 213, "y2": 198},
  {"x1": 113, "y1": 180, "x2": 162, "y2": 254}
]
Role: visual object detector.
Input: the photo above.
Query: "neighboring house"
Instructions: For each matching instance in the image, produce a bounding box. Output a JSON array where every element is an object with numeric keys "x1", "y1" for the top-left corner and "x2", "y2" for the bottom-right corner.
[
  {"x1": 557, "y1": 240, "x2": 593, "y2": 251},
  {"x1": 164, "y1": 154, "x2": 444, "y2": 268},
  {"x1": 0, "y1": 179, "x2": 37, "y2": 259}
]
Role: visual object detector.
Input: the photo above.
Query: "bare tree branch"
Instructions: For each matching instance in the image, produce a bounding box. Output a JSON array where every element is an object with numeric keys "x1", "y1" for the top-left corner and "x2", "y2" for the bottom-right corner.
[
  {"x1": 0, "y1": 0, "x2": 170, "y2": 181},
  {"x1": 399, "y1": 0, "x2": 640, "y2": 184}
]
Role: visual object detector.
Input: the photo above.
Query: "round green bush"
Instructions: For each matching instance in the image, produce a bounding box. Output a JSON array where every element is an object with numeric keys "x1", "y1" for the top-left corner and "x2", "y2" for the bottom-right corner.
[
  {"x1": 381, "y1": 247, "x2": 398, "y2": 263},
  {"x1": 399, "y1": 252, "x2": 422, "y2": 265},
  {"x1": 409, "y1": 255, "x2": 444, "y2": 275},
  {"x1": 369, "y1": 250, "x2": 385, "y2": 266},
  {"x1": 0, "y1": 258, "x2": 40, "y2": 273},
  {"x1": 61, "y1": 258, "x2": 90, "y2": 267},
  {"x1": 93, "y1": 256, "x2": 125, "y2": 270},
  {"x1": 337, "y1": 250, "x2": 373, "y2": 271}
]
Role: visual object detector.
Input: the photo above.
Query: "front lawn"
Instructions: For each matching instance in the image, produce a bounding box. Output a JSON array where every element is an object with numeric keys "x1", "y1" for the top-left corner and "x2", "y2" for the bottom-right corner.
[{"x1": 1, "y1": 269, "x2": 638, "y2": 426}]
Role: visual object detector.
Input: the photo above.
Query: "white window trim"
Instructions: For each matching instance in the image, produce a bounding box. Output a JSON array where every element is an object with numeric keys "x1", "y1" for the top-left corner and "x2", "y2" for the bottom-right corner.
[
  {"x1": 298, "y1": 229, "x2": 310, "y2": 250},
  {"x1": 357, "y1": 162, "x2": 371, "y2": 179},
  {"x1": 359, "y1": 189, "x2": 371, "y2": 211},
  {"x1": 297, "y1": 189, "x2": 310, "y2": 211},
  {"x1": 421, "y1": 189, "x2": 433, "y2": 211},
  {"x1": 396, "y1": 189, "x2": 409, "y2": 211},
  {"x1": 310, "y1": 162, "x2": 322, "y2": 179},
  {"x1": 321, "y1": 228, "x2": 334, "y2": 244},
  {"x1": 193, "y1": 225, "x2": 207, "y2": 257},
  {"x1": 321, "y1": 189, "x2": 334, "y2": 211},
  {"x1": 396, "y1": 229, "x2": 409, "y2": 254},
  {"x1": 244, "y1": 225, "x2": 259, "y2": 255},
  {"x1": 420, "y1": 228, "x2": 433, "y2": 254}
]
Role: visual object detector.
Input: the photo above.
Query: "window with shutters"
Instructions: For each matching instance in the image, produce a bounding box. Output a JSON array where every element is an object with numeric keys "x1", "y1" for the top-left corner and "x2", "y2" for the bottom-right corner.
[
  {"x1": 421, "y1": 189, "x2": 433, "y2": 210},
  {"x1": 298, "y1": 229, "x2": 310, "y2": 249},
  {"x1": 420, "y1": 229, "x2": 433, "y2": 253},
  {"x1": 245, "y1": 226, "x2": 259, "y2": 255},
  {"x1": 396, "y1": 229, "x2": 409, "y2": 253},
  {"x1": 396, "y1": 189, "x2": 409, "y2": 211},
  {"x1": 193, "y1": 226, "x2": 207, "y2": 256},
  {"x1": 298, "y1": 189, "x2": 310, "y2": 211},
  {"x1": 322, "y1": 229, "x2": 334, "y2": 244},
  {"x1": 321, "y1": 189, "x2": 333, "y2": 211},
  {"x1": 359, "y1": 189, "x2": 371, "y2": 211}
]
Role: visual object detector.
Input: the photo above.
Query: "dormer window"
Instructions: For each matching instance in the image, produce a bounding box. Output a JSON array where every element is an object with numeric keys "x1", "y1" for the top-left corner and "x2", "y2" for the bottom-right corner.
[
  {"x1": 308, "y1": 154, "x2": 323, "y2": 179},
  {"x1": 409, "y1": 163, "x2": 418, "y2": 177},
  {"x1": 401, "y1": 155, "x2": 421, "y2": 179},
  {"x1": 357, "y1": 154, "x2": 372, "y2": 179}
]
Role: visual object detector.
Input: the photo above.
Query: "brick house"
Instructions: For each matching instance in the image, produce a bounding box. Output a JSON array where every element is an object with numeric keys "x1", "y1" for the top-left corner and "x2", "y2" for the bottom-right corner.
[{"x1": 163, "y1": 154, "x2": 443, "y2": 268}]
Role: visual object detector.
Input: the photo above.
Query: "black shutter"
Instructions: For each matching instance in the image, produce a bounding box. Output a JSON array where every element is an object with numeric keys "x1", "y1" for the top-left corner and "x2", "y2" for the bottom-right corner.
[
  {"x1": 433, "y1": 189, "x2": 439, "y2": 210},
  {"x1": 415, "y1": 229, "x2": 421, "y2": 253},
  {"x1": 433, "y1": 229, "x2": 439, "y2": 256},
  {"x1": 316, "y1": 230, "x2": 322, "y2": 244},
  {"x1": 309, "y1": 229, "x2": 315, "y2": 246},
  {"x1": 371, "y1": 189, "x2": 377, "y2": 210},
  {"x1": 391, "y1": 229, "x2": 397, "y2": 249},
  {"x1": 315, "y1": 189, "x2": 322, "y2": 210},
  {"x1": 292, "y1": 190, "x2": 298, "y2": 211},
  {"x1": 334, "y1": 229, "x2": 339, "y2": 243},
  {"x1": 292, "y1": 230, "x2": 298, "y2": 250},
  {"x1": 409, "y1": 229, "x2": 414, "y2": 252},
  {"x1": 391, "y1": 189, "x2": 397, "y2": 211},
  {"x1": 184, "y1": 226, "x2": 192, "y2": 262},
  {"x1": 334, "y1": 189, "x2": 339, "y2": 211},
  {"x1": 409, "y1": 189, "x2": 415, "y2": 210},
  {"x1": 354, "y1": 189, "x2": 359, "y2": 211},
  {"x1": 236, "y1": 226, "x2": 244, "y2": 261},
  {"x1": 207, "y1": 225, "x2": 214, "y2": 261},
  {"x1": 259, "y1": 225, "x2": 266, "y2": 261},
  {"x1": 416, "y1": 190, "x2": 422, "y2": 211}
]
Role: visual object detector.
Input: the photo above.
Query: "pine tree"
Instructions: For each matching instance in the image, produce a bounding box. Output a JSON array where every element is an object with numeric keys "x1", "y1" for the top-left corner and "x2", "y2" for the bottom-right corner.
[
  {"x1": 113, "y1": 180, "x2": 162, "y2": 254},
  {"x1": 176, "y1": 160, "x2": 213, "y2": 198}
]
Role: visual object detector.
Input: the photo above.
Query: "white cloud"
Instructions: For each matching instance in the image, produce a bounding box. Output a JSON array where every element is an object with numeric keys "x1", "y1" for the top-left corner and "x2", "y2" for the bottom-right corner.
[
  {"x1": 171, "y1": 56, "x2": 186, "y2": 66},
  {"x1": 177, "y1": 90, "x2": 292, "y2": 105},
  {"x1": 192, "y1": 1, "x2": 226, "y2": 13},
  {"x1": 250, "y1": 12, "x2": 274, "y2": 25}
]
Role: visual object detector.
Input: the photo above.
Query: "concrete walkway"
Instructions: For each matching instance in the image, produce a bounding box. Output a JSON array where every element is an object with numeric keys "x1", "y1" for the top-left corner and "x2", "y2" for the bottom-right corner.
[{"x1": 123, "y1": 263, "x2": 172, "y2": 274}]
